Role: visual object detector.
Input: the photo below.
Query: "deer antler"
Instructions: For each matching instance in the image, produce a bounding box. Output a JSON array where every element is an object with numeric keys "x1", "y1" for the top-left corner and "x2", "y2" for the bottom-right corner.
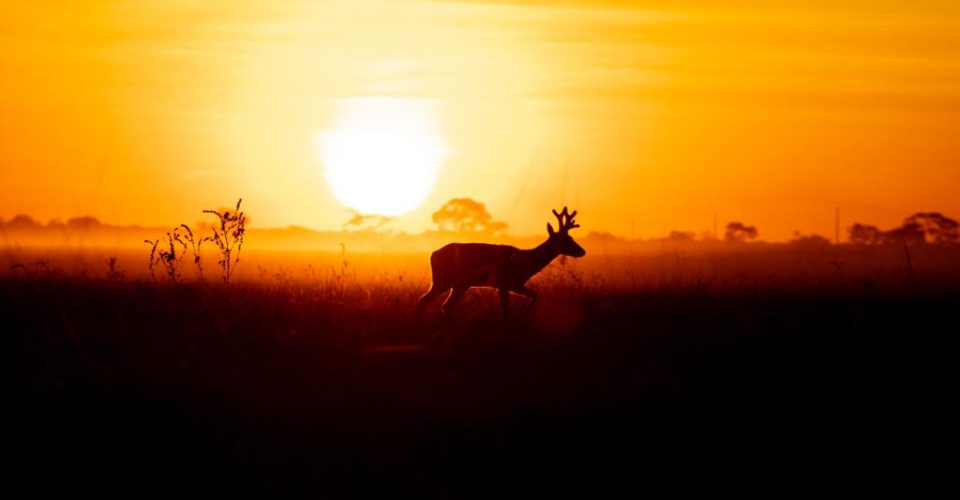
[{"x1": 552, "y1": 206, "x2": 581, "y2": 232}]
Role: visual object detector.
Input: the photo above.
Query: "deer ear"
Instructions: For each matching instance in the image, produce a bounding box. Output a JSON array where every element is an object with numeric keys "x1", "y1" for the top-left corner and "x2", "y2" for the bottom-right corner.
[{"x1": 547, "y1": 223, "x2": 555, "y2": 236}]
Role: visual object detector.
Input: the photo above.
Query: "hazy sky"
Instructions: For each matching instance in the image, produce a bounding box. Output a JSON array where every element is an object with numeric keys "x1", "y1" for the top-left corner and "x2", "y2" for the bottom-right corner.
[{"x1": 2, "y1": 0, "x2": 959, "y2": 240}]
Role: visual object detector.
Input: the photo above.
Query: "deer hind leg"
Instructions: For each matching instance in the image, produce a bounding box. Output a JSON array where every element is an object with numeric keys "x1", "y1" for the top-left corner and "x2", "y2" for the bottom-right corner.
[{"x1": 441, "y1": 286, "x2": 467, "y2": 319}]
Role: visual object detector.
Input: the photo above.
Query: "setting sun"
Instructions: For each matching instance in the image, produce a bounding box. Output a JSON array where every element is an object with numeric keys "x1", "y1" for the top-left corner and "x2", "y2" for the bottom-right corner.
[{"x1": 316, "y1": 96, "x2": 449, "y2": 216}]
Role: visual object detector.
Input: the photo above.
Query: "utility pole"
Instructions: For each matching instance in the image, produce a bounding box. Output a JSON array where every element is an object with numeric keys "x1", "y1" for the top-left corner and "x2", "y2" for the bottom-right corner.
[{"x1": 835, "y1": 207, "x2": 840, "y2": 245}]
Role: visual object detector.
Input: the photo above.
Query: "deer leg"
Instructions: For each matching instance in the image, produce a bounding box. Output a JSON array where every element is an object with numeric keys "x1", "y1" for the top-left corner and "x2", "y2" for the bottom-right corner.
[
  {"x1": 416, "y1": 285, "x2": 447, "y2": 322},
  {"x1": 499, "y1": 288, "x2": 510, "y2": 320},
  {"x1": 441, "y1": 287, "x2": 467, "y2": 319},
  {"x1": 513, "y1": 285, "x2": 538, "y2": 314},
  {"x1": 418, "y1": 284, "x2": 446, "y2": 309}
]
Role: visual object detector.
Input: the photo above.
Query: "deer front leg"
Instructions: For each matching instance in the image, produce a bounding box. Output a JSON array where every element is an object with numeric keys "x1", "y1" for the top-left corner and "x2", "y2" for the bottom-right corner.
[
  {"x1": 418, "y1": 284, "x2": 446, "y2": 309},
  {"x1": 416, "y1": 284, "x2": 447, "y2": 320},
  {"x1": 442, "y1": 286, "x2": 467, "y2": 320}
]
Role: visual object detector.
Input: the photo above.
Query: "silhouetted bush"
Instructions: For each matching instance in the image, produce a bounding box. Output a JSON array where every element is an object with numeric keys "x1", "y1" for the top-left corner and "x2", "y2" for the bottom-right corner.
[
  {"x1": 725, "y1": 222, "x2": 758, "y2": 242},
  {"x1": 905, "y1": 212, "x2": 958, "y2": 244},
  {"x1": 849, "y1": 223, "x2": 883, "y2": 244},
  {"x1": 790, "y1": 232, "x2": 831, "y2": 247},
  {"x1": 66, "y1": 216, "x2": 102, "y2": 230},
  {"x1": 667, "y1": 230, "x2": 695, "y2": 242},
  {"x1": 6, "y1": 214, "x2": 39, "y2": 229}
]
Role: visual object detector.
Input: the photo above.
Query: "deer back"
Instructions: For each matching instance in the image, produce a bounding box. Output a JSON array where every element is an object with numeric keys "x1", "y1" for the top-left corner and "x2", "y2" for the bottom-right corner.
[{"x1": 430, "y1": 242, "x2": 522, "y2": 287}]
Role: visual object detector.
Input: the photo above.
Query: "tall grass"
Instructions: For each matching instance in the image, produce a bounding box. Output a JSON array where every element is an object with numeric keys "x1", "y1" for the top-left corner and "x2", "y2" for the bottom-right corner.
[
  {"x1": 204, "y1": 198, "x2": 247, "y2": 284},
  {"x1": 144, "y1": 227, "x2": 189, "y2": 282},
  {"x1": 143, "y1": 198, "x2": 245, "y2": 283}
]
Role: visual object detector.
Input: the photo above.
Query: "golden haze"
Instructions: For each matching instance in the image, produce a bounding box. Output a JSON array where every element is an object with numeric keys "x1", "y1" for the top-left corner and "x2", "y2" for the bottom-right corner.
[{"x1": 2, "y1": 1, "x2": 959, "y2": 240}]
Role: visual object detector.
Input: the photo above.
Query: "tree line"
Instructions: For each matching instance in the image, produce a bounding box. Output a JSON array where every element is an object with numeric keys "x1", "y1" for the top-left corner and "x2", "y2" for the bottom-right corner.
[
  {"x1": 849, "y1": 212, "x2": 958, "y2": 245},
  {"x1": 3, "y1": 200, "x2": 957, "y2": 246}
]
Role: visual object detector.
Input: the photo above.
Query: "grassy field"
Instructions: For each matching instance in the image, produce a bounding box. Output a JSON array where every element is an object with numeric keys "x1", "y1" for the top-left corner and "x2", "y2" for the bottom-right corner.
[{"x1": 2, "y1": 243, "x2": 955, "y2": 495}]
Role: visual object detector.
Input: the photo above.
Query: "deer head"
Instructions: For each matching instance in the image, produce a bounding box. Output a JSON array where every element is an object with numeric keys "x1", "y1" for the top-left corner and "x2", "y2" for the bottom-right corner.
[{"x1": 546, "y1": 206, "x2": 586, "y2": 257}]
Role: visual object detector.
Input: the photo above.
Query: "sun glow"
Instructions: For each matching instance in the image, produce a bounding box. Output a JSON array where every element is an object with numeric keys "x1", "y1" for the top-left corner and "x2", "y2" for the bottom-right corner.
[{"x1": 316, "y1": 97, "x2": 449, "y2": 216}]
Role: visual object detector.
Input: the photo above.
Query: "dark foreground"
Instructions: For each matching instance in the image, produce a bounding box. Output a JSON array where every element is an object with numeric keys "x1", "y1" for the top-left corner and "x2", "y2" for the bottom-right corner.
[{"x1": 1, "y1": 275, "x2": 951, "y2": 495}]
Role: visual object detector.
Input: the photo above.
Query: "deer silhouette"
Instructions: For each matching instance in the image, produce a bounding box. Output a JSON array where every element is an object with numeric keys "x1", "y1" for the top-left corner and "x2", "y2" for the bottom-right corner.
[{"x1": 418, "y1": 207, "x2": 585, "y2": 319}]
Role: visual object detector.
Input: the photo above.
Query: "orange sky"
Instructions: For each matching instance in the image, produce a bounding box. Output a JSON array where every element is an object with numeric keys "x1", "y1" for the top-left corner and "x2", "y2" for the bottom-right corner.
[{"x1": 2, "y1": 0, "x2": 959, "y2": 240}]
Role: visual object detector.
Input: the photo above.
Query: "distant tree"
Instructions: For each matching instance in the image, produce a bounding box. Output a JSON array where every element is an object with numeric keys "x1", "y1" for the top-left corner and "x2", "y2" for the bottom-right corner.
[
  {"x1": 880, "y1": 222, "x2": 925, "y2": 246},
  {"x1": 343, "y1": 212, "x2": 391, "y2": 232},
  {"x1": 789, "y1": 232, "x2": 830, "y2": 247},
  {"x1": 6, "y1": 214, "x2": 40, "y2": 229},
  {"x1": 848, "y1": 223, "x2": 883, "y2": 244},
  {"x1": 432, "y1": 198, "x2": 507, "y2": 234},
  {"x1": 667, "y1": 230, "x2": 695, "y2": 242},
  {"x1": 585, "y1": 231, "x2": 623, "y2": 244},
  {"x1": 67, "y1": 216, "x2": 102, "y2": 230},
  {"x1": 904, "y1": 212, "x2": 958, "y2": 245},
  {"x1": 724, "y1": 222, "x2": 758, "y2": 242}
]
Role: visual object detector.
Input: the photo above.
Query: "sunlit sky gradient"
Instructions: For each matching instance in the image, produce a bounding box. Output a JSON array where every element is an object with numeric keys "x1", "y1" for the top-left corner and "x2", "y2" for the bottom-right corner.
[{"x1": 2, "y1": 0, "x2": 959, "y2": 240}]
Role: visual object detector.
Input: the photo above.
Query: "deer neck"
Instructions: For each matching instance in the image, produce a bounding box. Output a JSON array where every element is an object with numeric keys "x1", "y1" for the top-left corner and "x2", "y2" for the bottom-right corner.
[{"x1": 519, "y1": 239, "x2": 561, "y2": 278}]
